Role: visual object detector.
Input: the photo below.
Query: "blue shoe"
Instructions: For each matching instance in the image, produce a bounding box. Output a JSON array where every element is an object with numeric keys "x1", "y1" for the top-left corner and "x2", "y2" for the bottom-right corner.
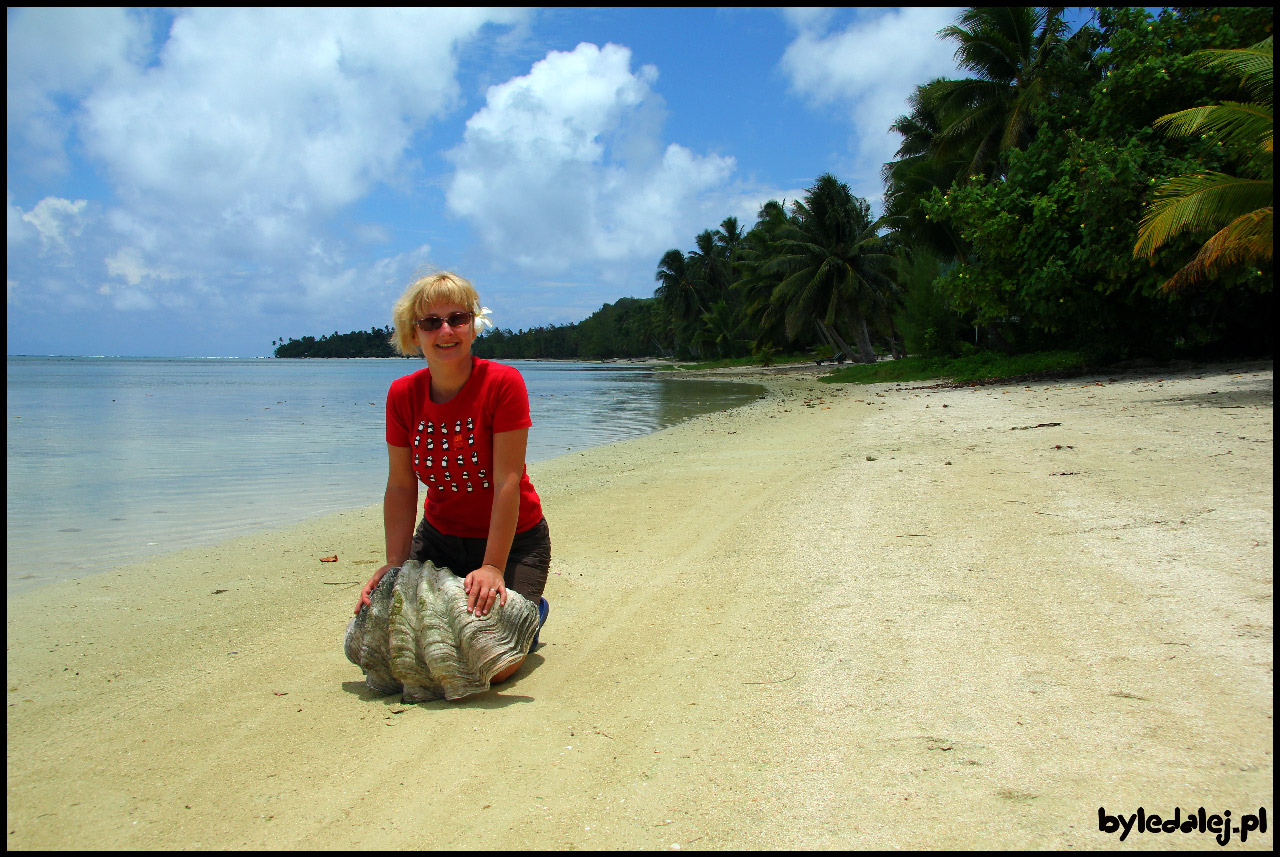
[{"x1": 531, "y1": 597, "x2": 549, "y2": 650}]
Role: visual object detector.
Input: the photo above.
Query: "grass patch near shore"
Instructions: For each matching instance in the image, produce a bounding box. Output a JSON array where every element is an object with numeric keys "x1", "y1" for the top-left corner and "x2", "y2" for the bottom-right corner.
[
  {"x1": 657, "y1": 352, "x2": 817, "y2": 371},
  {"x1": 820, "y1": 350, "x2": 1091, "y2": 385}
]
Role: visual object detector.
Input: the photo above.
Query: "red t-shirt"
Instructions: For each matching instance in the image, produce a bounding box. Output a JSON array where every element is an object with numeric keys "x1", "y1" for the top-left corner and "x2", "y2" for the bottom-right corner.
[{"x1": 386, "y1": 357, "x2": 543, "y2": 538}]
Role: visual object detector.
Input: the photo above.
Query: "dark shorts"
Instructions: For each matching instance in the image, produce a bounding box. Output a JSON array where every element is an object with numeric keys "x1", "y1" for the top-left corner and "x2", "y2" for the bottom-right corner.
[{"x1": 409, "y1": 517, "x2": 551, "y2": 603}]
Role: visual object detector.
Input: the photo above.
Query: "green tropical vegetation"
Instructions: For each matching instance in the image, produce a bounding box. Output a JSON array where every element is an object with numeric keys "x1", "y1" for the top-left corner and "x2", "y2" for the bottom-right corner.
[
  {"x1": 279, "y1": 8, "x2": 1272, "y2": 372},
  {"x1": 904, "y1": 6, "x2": 1272, "y2": 361},
  {"x1": 1133, "y1": 36, "x2": 1272, "y2": 292},
  {"x1": 821, "y1": 349, "x2": 1090, "y2": 385}
]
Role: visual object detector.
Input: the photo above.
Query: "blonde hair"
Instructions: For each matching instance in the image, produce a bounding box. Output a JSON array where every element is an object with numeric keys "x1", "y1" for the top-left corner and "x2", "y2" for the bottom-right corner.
[{"x1": 389, "y1": 271, "x2": 485, "y2": 357}]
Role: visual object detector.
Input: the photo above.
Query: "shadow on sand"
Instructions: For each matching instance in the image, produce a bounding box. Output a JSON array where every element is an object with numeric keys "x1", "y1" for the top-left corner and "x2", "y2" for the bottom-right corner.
[{"x1": 340, "y1": 650, "x2": 546, "y2": 708}]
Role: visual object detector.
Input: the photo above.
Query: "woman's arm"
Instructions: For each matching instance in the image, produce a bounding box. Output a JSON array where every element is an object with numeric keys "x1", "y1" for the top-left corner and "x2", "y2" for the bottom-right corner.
[
  {"x1": 356, "y1": 444, "x2": 418, "y2": 615},
  {"x1": 464, "y1": 427, "x2": 529, "y2": 616},
  {"x1": 382, "y1": 443, "x2": 419, "y2": 566}
]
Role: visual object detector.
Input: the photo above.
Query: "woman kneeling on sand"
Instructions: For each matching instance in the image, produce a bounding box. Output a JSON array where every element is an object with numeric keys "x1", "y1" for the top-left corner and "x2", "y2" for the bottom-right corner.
[{"x1": 356, "y1": 271, "x2": 550, "y2": 682}]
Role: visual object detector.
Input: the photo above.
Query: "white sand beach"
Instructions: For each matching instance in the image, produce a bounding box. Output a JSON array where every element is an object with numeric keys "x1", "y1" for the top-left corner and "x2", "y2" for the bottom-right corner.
[{"x1": 6, "y1": 360, "x2": 1272, "y2": 849}]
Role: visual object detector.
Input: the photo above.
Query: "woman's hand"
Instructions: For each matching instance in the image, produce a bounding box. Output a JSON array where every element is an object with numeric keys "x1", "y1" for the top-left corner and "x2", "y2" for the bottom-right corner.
[
  {"x1": 355, "y1": 563, "x2": 394, "y2": 616},
  {"x1": 464, "y1": 564, "x2": 506, "y2": 617}
]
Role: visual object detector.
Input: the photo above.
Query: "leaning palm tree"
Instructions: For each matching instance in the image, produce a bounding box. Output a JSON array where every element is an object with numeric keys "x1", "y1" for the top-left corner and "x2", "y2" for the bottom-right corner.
[
  {"x1": 764, "y1": 174, "x2": 893, "y2": 364},
  {"x1": 1133, "y1": 37, "x2": 1273, "y2": 291}
]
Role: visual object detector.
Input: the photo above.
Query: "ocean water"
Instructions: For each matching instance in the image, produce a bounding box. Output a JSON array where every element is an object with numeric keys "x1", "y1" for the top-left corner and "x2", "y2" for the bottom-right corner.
[{"x1": 5, "y1": 356, "x2": 762, "y2": 594}]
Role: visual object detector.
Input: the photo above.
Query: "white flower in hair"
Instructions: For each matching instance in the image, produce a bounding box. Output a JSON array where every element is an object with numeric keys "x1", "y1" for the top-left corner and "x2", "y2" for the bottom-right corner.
[{"x1": 473, "y1": 305, "x2": 494, "y2": 334}]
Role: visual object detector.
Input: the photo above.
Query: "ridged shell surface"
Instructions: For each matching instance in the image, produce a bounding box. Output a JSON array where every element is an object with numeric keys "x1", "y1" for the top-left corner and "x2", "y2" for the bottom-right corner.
[{"x1": 345, "y1": 561, "x2": 539, "y2": 701}]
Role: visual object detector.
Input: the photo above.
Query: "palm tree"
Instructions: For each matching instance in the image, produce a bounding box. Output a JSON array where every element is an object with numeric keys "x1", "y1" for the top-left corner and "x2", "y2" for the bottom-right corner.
[
  {"x1": 931, "y1": 7, "x2": 1077, "y2": 181},
  {"x1": 1134, "y1": 37, "x2": 1273, "y2": 291},
  {"x1": 732, "y1": 200, "x2": 794, "y2": 354},
  {"x1": 655, "y1": 247, "x2": 706, "y2": 357},
  {"x1": 882, "y1": 78, "x2": 971, "y2": 262},
  {"x1": 668, "y1": 221, "x2": 750, "y2": 357},
  {"x1": 685, "y1": 229, "x2": 731, "y2": 306},
  {"x1": 698, "y1": 300, "x2": 744, "y2": 359},
  {"x1": 718, "y1": 216, "x2": 745, "y2": 273},
  {"x1": 764, "y1": 174, "x2": 893, "y2": 363}
]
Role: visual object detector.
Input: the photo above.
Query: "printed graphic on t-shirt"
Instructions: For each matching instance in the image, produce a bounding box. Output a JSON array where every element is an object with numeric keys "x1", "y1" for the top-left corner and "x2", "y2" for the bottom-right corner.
[{"x1": 413, "y1": 416, "x2": 488, "y2": 493}]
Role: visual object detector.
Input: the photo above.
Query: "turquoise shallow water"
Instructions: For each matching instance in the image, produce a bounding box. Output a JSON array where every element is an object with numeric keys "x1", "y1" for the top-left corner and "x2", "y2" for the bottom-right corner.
[{"x1": 5, "y1": 357, "x2": 762, "y2": 594}]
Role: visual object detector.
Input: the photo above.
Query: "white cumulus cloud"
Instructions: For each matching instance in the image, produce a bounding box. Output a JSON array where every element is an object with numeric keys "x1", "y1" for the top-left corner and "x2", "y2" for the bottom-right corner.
[
  {"x1": 105, "y1": 246, "x2": 180, "y2": 288},
  {"x1": 73, "y1": 7, "x2": 527, "y2": 262},
  {"x1": 779, "y1": 8, "x2": 963, "y2": 182},
  {"x1": 6, "y1": 7, "x2": 528, "y2": 346},
  {"x1": 19, "y1": 196, "x2": 89, "y2": 255},
  {"x1": 6, "y1": 7, "x2": 152, "y2": 178},
  {"x1": 445, "y1": 42, "x2": 740, "y2": 274}
]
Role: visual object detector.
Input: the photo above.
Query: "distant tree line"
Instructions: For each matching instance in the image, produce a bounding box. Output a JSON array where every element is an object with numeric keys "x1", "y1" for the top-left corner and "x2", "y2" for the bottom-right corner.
[
  {"x1": 273, "y1": 327, "x2": 400, "y2": 358},
  {"x1": 272, "y1": 304, "x2": 665, "y2": 360},
  {"x1": 473, "y1": 297, "x2": 666, "y2": 360}
]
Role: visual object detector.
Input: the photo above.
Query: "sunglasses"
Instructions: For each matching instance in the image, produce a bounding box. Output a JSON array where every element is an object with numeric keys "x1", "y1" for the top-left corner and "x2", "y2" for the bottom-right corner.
[{"x1": 414, "y1": 311, "x2": 474, "y2": 332}]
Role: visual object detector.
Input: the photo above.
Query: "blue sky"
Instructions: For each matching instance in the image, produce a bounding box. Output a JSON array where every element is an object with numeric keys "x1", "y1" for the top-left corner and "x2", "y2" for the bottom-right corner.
[{"x1": 7, "y1": 7, "x2": 1105, "y2": 357}]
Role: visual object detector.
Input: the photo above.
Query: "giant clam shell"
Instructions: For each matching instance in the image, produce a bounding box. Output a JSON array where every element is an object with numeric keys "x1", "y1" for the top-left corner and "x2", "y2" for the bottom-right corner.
[{"x1": 345, "y1": 560, "x2": 539, "y2": 702}]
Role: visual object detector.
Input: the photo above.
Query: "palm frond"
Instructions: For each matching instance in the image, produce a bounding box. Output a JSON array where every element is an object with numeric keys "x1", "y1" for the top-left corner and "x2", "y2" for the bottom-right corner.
[
  {"x1": 1162, "y1": 207, "x2": 1273, "y2": 291},
  {"x1": 1000, "y1": 93, "x2": 1036, "y2": 151},
  {"x1": 1155, "y1": 102, "x2": 1274, "y2": 154},
  {"x1": 942, "y1": 7, "x2": 1042, "y2": 83},
  {"x1": 1195, "y1": 38, "x2": 1273, "y2": 104},
  {"x1": 1135, "y1": 172, "x2": 1272, "y2": 259}
]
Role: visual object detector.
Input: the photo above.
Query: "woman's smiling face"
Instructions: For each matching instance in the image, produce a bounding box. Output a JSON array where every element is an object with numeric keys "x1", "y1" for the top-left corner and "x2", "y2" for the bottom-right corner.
[{"x1": 416, "y1": 302, "x2": 476, "y2": 364}]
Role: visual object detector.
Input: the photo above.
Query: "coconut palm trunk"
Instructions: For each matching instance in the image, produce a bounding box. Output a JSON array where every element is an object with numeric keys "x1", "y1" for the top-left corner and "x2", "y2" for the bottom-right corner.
[
  {"x1": 815, "y1": 321, "x2": 849, "y2": 362},
  {"x1": 828, "y1": 320, "x2": 872, "y2": 364},
  {"x1": 856, "y1": 316, "x2": 878, "y2": 363},
  {"x1": 813, "y1": 321, "x2": 841, "y2": 360}
]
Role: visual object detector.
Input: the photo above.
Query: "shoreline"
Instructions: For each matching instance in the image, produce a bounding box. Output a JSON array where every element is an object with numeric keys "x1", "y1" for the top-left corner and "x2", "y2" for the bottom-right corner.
[
  {"x1": 6, "y1": 360, "x2": 1272, "y2": 849},
  {"x1": 5, "y1": 358, "x2": 764, "y2": 598}
]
